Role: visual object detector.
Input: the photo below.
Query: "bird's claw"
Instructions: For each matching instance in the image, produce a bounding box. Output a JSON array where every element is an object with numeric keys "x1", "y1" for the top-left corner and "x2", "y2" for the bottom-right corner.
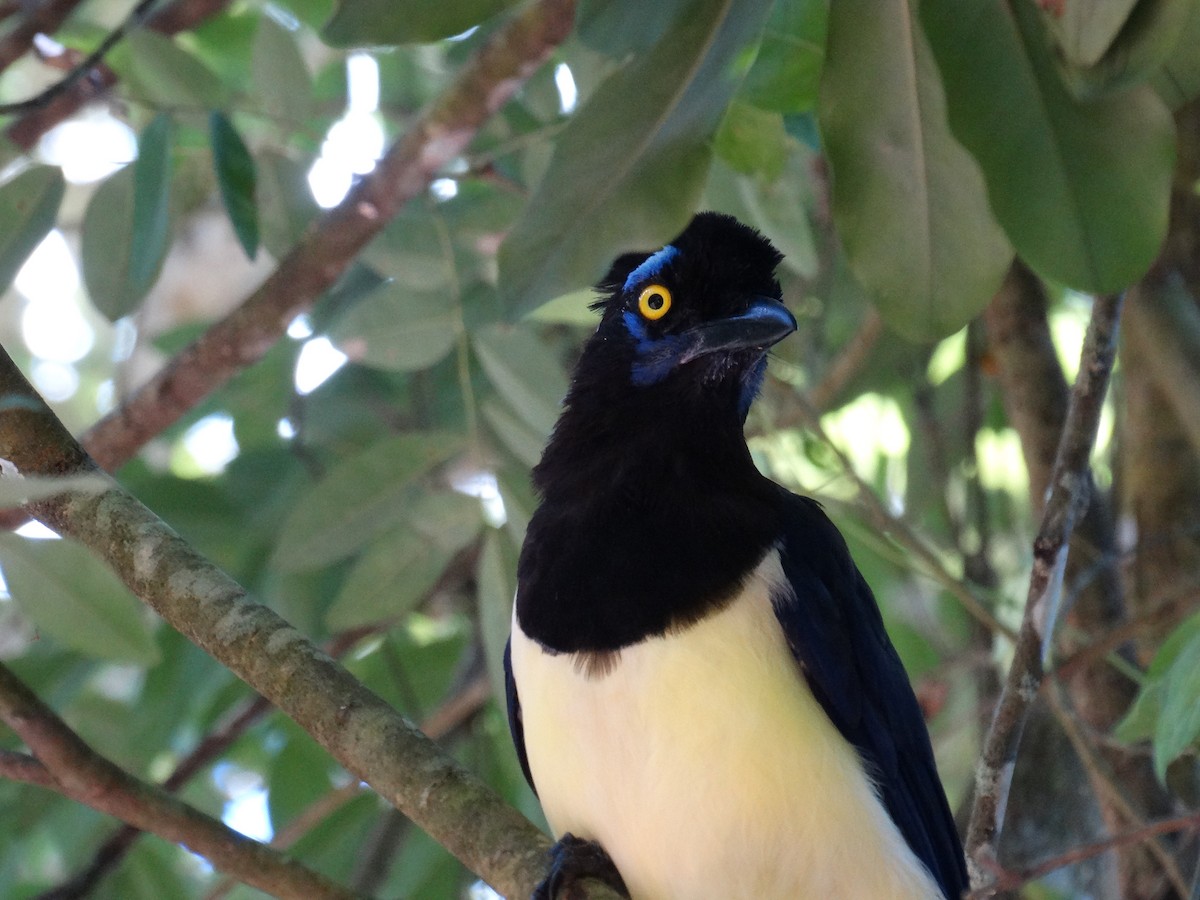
[{"x1": 532, "y1": 833, "x2": 630, "y2": 900}]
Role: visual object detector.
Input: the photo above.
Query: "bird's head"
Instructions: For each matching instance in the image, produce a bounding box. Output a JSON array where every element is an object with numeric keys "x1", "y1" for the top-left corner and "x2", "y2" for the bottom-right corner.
[{"x1": 581, "y1": 212, "x2": 795, "y2": 420}]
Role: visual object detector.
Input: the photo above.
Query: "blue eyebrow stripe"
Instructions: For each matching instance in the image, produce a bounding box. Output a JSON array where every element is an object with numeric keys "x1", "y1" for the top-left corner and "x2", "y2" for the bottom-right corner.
[{"x1": 623, "y1": 244, "x2": 679, "y2": 292}]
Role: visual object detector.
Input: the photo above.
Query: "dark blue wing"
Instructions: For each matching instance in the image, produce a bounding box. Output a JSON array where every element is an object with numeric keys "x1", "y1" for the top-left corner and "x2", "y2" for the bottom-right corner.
[
  {"x1": 772, "y1": 491, "x2": 967, "y2": 899},
  {"x1": 503, "y1": 638, "x2": 536, "y2": 793}
]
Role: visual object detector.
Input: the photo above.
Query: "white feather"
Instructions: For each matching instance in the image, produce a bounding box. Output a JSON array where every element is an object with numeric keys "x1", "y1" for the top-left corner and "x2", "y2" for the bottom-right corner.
[{"x1": 510, "y1": 549, "x2": 943, "y2": 900}]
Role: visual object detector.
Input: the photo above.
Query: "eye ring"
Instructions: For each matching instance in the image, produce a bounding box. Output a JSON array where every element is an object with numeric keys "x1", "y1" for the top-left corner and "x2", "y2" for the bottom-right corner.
[{"x1": 637, "y1": 285, "x2": 672, "y2": 321}]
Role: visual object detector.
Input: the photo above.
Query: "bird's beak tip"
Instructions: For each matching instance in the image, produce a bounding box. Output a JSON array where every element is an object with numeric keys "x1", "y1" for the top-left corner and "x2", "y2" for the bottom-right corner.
[{"x1": 682, "y1": 297, "x2": 796, "y2": 363}]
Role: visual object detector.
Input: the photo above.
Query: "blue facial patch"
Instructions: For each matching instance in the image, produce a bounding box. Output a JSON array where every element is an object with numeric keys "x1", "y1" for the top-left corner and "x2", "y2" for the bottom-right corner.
[
  {"x1": 623, "y1": 244, "x2": 680, "y2": 293},
  {"x1": 738, "y1": 356, "x2": 768, "y2": 420},
  {"x1": 623, "y1": 310, "x2": 687, "y2": 386}
]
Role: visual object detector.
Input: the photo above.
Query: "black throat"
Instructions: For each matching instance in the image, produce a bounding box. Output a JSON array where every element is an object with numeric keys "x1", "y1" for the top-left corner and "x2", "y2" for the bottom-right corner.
[{"x1": 515, "y1": 342, "x2": 782, "y2": 655}]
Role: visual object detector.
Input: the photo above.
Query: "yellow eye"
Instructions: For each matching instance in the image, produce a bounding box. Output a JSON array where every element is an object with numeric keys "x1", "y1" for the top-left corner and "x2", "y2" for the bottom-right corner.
[{"x1": 637, "y1": 285, "x2": 672, "y2": 321}]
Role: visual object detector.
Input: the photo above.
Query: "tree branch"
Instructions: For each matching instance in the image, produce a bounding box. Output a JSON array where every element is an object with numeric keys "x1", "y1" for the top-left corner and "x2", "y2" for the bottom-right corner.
[
  {"x1": 0, "y1": 0, "x2": 85, "y2": 76},
  {"x1": 80, "y1": 0, "x2": 576, "y2": 473},
  {"x1": 2, "y1": 0, "x2": 230, "y2": 151},
  {"x1": 49, "y1": 551, "x2": 485, "y2": 897},
  {"x1": 140, "y1": 0, "x2": 229, "y2": 35},
  {"x1": 39, "y1": 692, "x2": 274, "y2": 900},
  {"x1": 0, "y1": 0, "x2": 165, "y2": 116},
  {"x1": 985, "y1": 264, "x2": 1178, "y2": 896},
  {"x1": 0, "y1": 662, "x2": 359, "y2": 900},
  {"x1": 807, "y1": 308, "x2": 884, "y2": 413},
  {"x1": 965, "y1": 293, "x2": 1124, "y2": 891},
  {"x1": 773, "y1": 387, "x2": 1012, "y2": 641},
  {"x1": 971, "y1": 807, "x2": 1200, "y2": 897},
  {"x1": 1044, "y1": 684, "x2": 1190, "y2": 897},
  {"x1": 0, "y1": 747, "x2": 56, "y2": 787},
  {"x1": 205, "y1": 673, "x2": 494, "y2": 900}
]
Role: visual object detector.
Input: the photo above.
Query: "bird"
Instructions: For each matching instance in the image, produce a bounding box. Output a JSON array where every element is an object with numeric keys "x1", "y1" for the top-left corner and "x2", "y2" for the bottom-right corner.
[{"x1": 504, "y1": 212, "x2": 968, "y2": 900}]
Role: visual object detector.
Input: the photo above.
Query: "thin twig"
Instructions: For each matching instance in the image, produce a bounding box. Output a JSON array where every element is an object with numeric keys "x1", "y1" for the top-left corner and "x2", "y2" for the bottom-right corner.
[
  {"x1": 0, "y1": 662, "x2": 360, "y2": 900},
  {"x1": 143, "y1": 0, "x2": 229, "y2": 34},
  {"x1": 970, "y1": 805, "x2": 1200, "y2": 896},
  {"x1": 965, "y1": 293, "x2": 1124, "y2": 892},
  {"x1": 3, "y1": 0, "x2": 232, "y2": 150},
  {"x1": 779, "y1": 388, "x2": 1012, "y2": 641},
  {"x1": 1055, "y1": 583, "x2": 1200, "y2": 682},
  {"x1": 1045, "y1": 684, "x2": 1190, "y2": 897},
  {"x1": 0, "y1": 0, "x2": 85, "y2": 76},
  {"x1": 807, "y1": 309, "x2": 884, "y2": 413},
  {"x1": 0, "y1": 0, "x2": 165, "y2": 116},
  {"x1": 202, "y1": 782, "x2": 368, "y2": 900},
  {"x1": 773, "y1": 309, "x2": 883, "y2": 428}
]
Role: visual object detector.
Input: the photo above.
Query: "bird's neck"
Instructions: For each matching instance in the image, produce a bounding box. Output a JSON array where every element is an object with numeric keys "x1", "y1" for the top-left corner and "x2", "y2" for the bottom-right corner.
[
  {"x1": 517, "y1": 381, "x2": 781, "y2": 655},
  {"x1": 533, "y1": 395, "x2": 754, "y2": 501}
]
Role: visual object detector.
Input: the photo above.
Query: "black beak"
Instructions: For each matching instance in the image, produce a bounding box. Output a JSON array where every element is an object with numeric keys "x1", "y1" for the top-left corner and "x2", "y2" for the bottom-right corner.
[{"x1": 679, "y1": 297, "x2": 797, "y2": 364}]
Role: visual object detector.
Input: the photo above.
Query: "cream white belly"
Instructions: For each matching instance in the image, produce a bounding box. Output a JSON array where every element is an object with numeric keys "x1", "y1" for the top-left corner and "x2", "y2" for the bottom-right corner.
[{"x1": 509, "y1": 551, "x2": 942, "y2": 900}]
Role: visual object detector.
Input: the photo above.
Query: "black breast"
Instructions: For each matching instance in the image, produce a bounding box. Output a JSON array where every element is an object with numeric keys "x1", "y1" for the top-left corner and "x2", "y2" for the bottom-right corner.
[{"x1": 515, "y1": 444, "x2": 781, "y2": 654}]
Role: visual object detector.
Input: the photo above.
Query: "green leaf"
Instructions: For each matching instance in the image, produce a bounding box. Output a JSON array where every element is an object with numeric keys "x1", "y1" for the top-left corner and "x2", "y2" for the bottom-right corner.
[
  {"x1": 922, "y1": 0, "x2": 1175, "y2": 294},
  {"x1": 329, "y1": 284, "x2": 459, "y2": 372},
  {"x1": 1149, "y1": 611, "x2": 1200, "y2": 679},
  {"x1": 251, "y1": 16, "x2": 314, "y2": 124},
  {"x1": 0, "y1": 167, "x2": 64, "y2": 296},
  {"x1": 270, "y1": 431, "x2": 462, "y2": 571},
  {"x1": 819, "y1": 0, "x2": 1012, "y2": 343},
  {"x1": 482, "y1": 397, "x2": 546, "y2": 468},
  {"x1": 740, "y1": 0, "x2": 827, "y2": 113},
  {"x1": 326, "y1": 491, "x2": 481, "y2": 629},
  {"x1": 112, "y1": 840, "x2": 194, "y2": 899},
  {"x1": 361, "y1": 207, "x2": 451, "y2": 291},
  {"x1": 495, "y1": 465, "x2": 535, "y2": 548},
  {"x1": 524, "y1": 288, "x2": 600, "y2": 326},
  {"x1": 1057, "y1": 0, "x2": 1198, "y2": 99},
  {"x1": 478, "y1": 529, "x2": 517, "y2": 702},
  {"x1": 499, "y1": 0, "x2": 774, "y2": 316},
  {"x1": 82, "y1": 168, "x2": 162, "y2": 320},
  {"x1": 0, "y1": 536, "x2": 159, "y2": 665},
  {"x1": 311, "y1": 262, "x2": 389, "y2": 332},
  {"x1": 577, "y1": 0, "x2": 687, "y2": 55},
  {"x1": 322, "y1": 0, "x2": 517, "y2": 46},
  {"x1": 279, "y1": 0, "x2": 336, "y2": 30},
  {"x1": 1151, "y1": 0, "x2": 1200, "y2": 108},
  {"x1": 130, "y1": 114, "x2": 174, "y2": 293},
  {"x1": 0, "y1": 473, "x2": 107, "y2": 508},
  {"x1": 472, "y1": 323, "x2": 568, "y2": 436},
  {"x1": 268, "y1": 719, "x2": 335, "y2": 825},
  {"x1": 703, "y1": 153, "x2": 818, "y2": 278},
  {"x1": 209, "y1": 112, "x2": 260, "y2": 260},
  {"x1": 126, "y1": 31, "x2": 229, "y2": 108},
  {"x1": 1042, "y1": 0, "x2": 1139, "y2": 68},
  {"x1": 1114, "y1": 680, "x2": 1162, "y2": 745},
  {"x1": 1154, "y1": 628, "x2": 1200, "y2": 779},
  {"x1": 257, "y1": 150, "x2": 320, "y2": 258},
  {"x1": 714, "y1": 101, "x2": 789, "y2": 179}
]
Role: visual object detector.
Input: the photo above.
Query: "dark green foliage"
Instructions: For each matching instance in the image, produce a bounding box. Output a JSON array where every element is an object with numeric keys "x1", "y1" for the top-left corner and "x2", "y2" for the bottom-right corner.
[{"x1": 0, "y1": 0, "x2": 1198, "y2": 895}]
